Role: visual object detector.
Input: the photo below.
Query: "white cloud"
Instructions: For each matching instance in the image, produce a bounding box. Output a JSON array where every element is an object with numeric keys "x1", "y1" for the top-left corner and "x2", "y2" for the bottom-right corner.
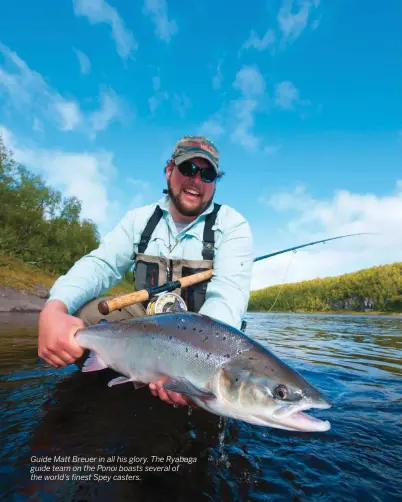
[
  {"x1": 277, "y1": 0, "x2": 318, "y2": 45},
  {"x1": 74, "y1": 48, "x2": 91, "y2": 74},
  {"x1": 252, "y1": 182, "x2": 402, "y2": 289},
  {"x1": 0, "y1": 43, "x2": 125, "y2": 138},
  {"x1": 230, "y1": 66, "x2": 266, "y2": 150},
  {"x1": 54, "y1": 100, "x2": 83, "y2": 131},
  {"x1": 241, "y1": 29, "x2": 276, "y2": 53},
  {"x1": 212, "y1": 60, "x2": 223, "y2": 90},
  {"x1": 89, "y1": 89, "x2": 125, "y2": 135},
  {"x1": 33, "y1": 117, "x2": 44, "y2": 133},
  {"x1": 233, "y1": 65, "x2": 266, "y2": 97},
  {"x1": 126, "y1": 178, "x2": 150, "y2": 190},
  {"x1": 72, "y1": 0, "x2": 138, "y2": 60},
  {"x1": 143, "y1": 0, "x2": 178, "y2": 43},
  {"x1": 199, "y1": 117, "x2": 225, "y2": 139},
  {"x1": 172, "y1": 93, "x2": 191, "y2": 118},
  {"x1": 231, "y1": 99, "x2": 260, "y2": 150},
  {"x1": 275, "y1": 80, "x2": 300, "y2": 110},
  {"x1": 0, "y1": 125, "x2": 117, "y2": 227}
]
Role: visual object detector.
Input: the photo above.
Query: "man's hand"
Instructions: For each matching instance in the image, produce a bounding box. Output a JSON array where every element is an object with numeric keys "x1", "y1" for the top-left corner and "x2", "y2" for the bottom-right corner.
[
  {"x1": 38, "y1": 300, "x2": 85, "y2": 368},
  {"x1": 149, "y1": 376, "x2": 193, "y2": 407}
]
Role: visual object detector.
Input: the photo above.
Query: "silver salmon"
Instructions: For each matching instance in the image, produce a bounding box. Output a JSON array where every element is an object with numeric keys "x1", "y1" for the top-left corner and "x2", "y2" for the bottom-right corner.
[{"x1": 75, "y1": 312, "x2": 331, "y2": 432}]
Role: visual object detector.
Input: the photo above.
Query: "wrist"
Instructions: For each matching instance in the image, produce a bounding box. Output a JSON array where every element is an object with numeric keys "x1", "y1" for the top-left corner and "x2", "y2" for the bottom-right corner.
[{"x1": 43, "y1": 299, "x2": 68, "y2": 314}]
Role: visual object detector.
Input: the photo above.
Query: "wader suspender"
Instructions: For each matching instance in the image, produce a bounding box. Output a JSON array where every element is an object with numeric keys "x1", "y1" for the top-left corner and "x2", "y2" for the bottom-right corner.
[{"x1": 138, "y1": 203, "x2": 222, "y2": 256}]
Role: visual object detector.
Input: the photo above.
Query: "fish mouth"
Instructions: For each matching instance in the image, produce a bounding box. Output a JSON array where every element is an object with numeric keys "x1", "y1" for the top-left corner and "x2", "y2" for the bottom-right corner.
[{"x1": 270, "y1": 401, "x2": 332, "y2": 432}]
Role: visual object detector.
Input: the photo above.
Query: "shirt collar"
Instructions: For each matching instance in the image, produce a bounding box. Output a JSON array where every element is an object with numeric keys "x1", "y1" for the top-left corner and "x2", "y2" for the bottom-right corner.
[{"x1": 157, "y1": 195, "x2": 215, "y2": 238}]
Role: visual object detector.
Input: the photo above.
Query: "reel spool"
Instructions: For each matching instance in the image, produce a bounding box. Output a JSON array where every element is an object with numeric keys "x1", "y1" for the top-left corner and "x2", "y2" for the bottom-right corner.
[{"x1": 146, "y1": 292, "x2": 188, "y2": 315}]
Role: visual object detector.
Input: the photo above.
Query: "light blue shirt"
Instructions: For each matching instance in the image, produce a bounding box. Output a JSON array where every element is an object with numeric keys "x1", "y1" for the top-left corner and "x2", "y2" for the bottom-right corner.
[{"x1": 48, "y1": 196, "x2": 254, "y2": 329}]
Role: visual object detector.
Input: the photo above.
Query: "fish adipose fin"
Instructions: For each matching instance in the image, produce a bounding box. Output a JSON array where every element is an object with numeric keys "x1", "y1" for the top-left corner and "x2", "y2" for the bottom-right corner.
[
  {"x1": 163, "y1": 377, "x2": 215, "y2": 400},
  {"x1": 82, "y1": 352, "x2": 108, "y2": 372}
]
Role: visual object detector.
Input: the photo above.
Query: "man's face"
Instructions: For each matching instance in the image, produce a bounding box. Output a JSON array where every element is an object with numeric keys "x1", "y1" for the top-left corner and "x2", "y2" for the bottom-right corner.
[{"x1": 166, "y1": 157, "x2": 216, "y2": 218}]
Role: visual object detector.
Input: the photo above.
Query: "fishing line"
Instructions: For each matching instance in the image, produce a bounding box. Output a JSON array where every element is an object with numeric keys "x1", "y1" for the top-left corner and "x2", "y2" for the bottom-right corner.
[{"x1": 267, "y1": 251, "x2": 297, "y2": 313}]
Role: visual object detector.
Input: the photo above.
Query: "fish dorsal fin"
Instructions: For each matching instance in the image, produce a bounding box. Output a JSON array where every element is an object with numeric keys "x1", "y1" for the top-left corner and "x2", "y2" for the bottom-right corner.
[
  {"x1": 163, "y1": 377, "x2": 215, "y2": 400},
  {"x1": 82, "y1": 352, "x2": 108, "y2": 372}
]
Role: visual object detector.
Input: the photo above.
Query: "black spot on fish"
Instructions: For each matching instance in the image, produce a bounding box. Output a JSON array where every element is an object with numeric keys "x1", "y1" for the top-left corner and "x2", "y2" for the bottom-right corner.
[
  {"x1": 177, "y1": 325, "x2": 180, "y2": 329},
  {"x1": 207, "y1": 353, "x2": 211, "y2": 359},
  {"x1": 183, "y1": 326, "x2": 187, "y2": 330},
  {"x1": 249, "y1": 357, "x2": 255, "y2": 361},
  {"x1": 203, "y1": 336, "x2": 209, "y2": 342},
  {"x1": 199, "y1": 329, "x2": 203, "y2": 333},
  {"x1": 225, "y1": 354, "x2": 230, "y2": 358},
  {"x1": 223, "y1": 336, "x2": 226, "y2": 341},
  {"x1": 195, "y1": 353, "x2": 199, "y2": 358},
  {"x1": 193, "y1": 327, "x2": 196, "y2": 331},
  {"x1": 235, "y1": 378, "x2": 239, "y2": 382},
  {"x1": 169, "y1": 336, "x2": 173, "y2": 340}
]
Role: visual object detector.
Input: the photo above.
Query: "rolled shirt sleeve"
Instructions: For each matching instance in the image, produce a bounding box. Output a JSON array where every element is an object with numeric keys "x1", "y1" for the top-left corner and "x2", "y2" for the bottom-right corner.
[{"x1": 199, "y1": 214, "x2": 253, "y2": 329}]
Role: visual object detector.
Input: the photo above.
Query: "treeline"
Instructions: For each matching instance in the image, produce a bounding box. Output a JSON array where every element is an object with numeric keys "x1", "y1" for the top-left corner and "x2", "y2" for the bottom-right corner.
[
  {"x1": 0, "y1": 134, "x2": 100, "y2": 275},
  {"x1": 249, "y1": 262, "x2": 402, "y2": 313}
]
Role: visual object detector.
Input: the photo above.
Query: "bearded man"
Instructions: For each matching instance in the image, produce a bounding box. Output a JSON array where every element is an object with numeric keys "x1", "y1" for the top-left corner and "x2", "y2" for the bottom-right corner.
[{"x1": 38, "y1": 135, "x2": 254, "y2": 406}]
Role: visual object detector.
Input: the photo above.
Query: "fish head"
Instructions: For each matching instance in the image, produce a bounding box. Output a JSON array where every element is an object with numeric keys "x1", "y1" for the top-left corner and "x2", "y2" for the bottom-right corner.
[{"x1": 215, "y1": 350, "x2": 331, "y2": 432}]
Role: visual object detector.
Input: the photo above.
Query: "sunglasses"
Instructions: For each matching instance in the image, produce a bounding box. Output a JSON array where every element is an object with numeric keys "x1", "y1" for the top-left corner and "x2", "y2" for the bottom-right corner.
[{"x1": 176, "y1": 161, "x2": 217, "y2": 183}]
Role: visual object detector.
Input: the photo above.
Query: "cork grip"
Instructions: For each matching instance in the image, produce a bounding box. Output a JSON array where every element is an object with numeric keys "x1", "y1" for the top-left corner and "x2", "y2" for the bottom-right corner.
[{"x1": 98, "y1": 269, "x2": 213, "y2": 315}]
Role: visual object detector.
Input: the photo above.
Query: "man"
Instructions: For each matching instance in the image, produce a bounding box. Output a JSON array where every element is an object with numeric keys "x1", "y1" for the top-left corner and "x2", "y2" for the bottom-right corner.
[{"x1": 38, "y1": 135, "x2": 253, "y2": 406}]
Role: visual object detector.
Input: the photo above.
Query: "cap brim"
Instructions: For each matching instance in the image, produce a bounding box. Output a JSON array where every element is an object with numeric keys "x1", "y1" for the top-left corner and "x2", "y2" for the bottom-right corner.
[{"x1": 174, "y1": 151, "x2": 218, "y2": 173}]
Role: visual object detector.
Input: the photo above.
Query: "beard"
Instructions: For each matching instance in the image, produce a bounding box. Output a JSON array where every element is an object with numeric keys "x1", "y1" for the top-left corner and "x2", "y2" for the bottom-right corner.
[{"x1": 167, "y1": 178, "x2": 215, "y2": 217}]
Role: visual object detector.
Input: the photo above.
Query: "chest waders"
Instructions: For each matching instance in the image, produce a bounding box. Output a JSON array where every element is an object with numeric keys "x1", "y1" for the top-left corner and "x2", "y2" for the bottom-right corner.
[{"x1": 134, "y1": 204, "x2": 221, "y2": 313}]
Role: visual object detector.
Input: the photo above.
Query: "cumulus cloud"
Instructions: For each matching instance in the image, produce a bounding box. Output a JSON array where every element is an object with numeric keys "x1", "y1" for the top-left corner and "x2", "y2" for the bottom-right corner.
[
  {"x1": 74, "y1": 48, "x2": 91, "y2": 74},
  {"x1": 72, "y1": 0, "x2": 138, "y2": 60},
  {"x1": 230, "y1": 66, "x2": 266, "y2": 150},
  {"x1": 0, "y1": 125, "x2": 115, "y2": 226},
  {"x1": 241, "y1": 0, "x2": 320, "y2": 54},
  {"x1": 277, "y1": 0, "x2": 319, "y2": 45},
  {"x1": 0, "y1": 43, "x2": 125, "y2": 138},
  {"x1": 241, "y1": 29, "x2": 276, "y2": 53},
  {"x1": 199, "y1": 117, "x2": 225, "y2": 139},
  {"x1": 143, "y1": 0, "x2": 178, "y2": 43},
  {"x1": 252, "y1": 182, "x2": 402, "y2": 290}
]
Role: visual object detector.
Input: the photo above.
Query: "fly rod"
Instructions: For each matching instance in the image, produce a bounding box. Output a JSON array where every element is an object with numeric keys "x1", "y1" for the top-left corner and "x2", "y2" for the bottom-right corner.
[{"x1": 98, "y1": 232, "x2": 371, "y2": 315}]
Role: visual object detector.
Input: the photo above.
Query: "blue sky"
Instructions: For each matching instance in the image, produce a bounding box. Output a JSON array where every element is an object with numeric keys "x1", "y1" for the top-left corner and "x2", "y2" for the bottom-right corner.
[{"x1": 1, "y1": 0, "x2": 401, "y2": 289}]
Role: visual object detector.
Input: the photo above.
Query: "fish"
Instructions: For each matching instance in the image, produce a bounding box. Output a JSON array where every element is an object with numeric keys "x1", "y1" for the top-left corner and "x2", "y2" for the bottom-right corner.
[{"x1": 74, "y1": 312, "x2": 331, "y2": 432}]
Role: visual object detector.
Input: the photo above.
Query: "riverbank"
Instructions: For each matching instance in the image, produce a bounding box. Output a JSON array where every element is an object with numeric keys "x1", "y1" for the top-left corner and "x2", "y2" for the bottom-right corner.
[
  {"x1": 0, "y1": 255, "x2": 133, "y2": 313},
  {"x1": 248, "y1": 309, "x2": 402, "y2": 316}
]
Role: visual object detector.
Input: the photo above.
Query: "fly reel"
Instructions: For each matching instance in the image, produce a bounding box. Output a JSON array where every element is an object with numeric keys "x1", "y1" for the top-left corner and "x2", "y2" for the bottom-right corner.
[{"x1": 146, "y1": 292, "x2": 188, "y2": 315}]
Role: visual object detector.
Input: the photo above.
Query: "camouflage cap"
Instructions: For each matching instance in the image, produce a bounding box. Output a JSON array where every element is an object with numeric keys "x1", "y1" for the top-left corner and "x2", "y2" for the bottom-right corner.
[{"x1": 172, "y1": 135, "x2": 219, "y2": 173}]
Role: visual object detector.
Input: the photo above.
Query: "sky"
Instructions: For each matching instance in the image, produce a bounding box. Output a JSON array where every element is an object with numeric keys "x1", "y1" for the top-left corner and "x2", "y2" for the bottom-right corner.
[{"x1": 0, "y1": 0, "x2": 401, "y2": 291}]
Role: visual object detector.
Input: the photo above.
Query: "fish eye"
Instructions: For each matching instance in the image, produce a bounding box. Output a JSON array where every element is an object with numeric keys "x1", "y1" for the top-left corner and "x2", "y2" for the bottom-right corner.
[{"x1": 273, "y1": 385, "x2": 288, "y2": 400}]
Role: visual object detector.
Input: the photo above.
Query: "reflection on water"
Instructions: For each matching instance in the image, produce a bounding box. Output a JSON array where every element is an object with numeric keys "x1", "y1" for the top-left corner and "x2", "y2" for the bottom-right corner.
[{"x1": 1, "y1": 312, "x2": 401, "y2": 501}]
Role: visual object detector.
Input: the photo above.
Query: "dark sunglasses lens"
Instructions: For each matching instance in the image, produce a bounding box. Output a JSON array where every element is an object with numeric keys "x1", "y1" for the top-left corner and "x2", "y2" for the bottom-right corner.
[
  {"x1": 201, "y1": 167, "x2": 217, "y2": 183},
  {"x1": 178, "y1": 162, "x2": 197, "y2": 177}
]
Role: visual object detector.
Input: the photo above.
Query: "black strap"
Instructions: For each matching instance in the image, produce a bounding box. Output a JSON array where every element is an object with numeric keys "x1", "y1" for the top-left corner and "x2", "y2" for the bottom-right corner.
[
  {"x1": 202, "y1": 203, "x2": 221, "y2": 260},
  {"x1": 138, "y1": 203, "x2": 221, "y2": 259},
  {"x1": 138, "y1": 205, "x2": 163, "y2": 253}
]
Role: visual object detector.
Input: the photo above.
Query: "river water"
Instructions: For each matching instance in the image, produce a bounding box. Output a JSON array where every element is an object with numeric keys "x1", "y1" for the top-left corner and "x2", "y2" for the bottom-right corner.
[{"x1": 1, "y1": 312, "x2": 401, "y2": 501}]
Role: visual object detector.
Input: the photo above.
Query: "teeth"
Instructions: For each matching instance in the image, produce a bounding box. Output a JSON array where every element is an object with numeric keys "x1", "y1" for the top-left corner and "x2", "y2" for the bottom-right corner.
[{"x1": 185, "y1": 189, "x2": 199, "y2": 196}]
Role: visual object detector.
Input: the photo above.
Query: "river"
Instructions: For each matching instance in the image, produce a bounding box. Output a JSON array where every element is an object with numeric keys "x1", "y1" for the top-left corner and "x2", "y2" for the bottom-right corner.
[{"x1": 1, "y1": 312, "x2": 401, "y2": 501}]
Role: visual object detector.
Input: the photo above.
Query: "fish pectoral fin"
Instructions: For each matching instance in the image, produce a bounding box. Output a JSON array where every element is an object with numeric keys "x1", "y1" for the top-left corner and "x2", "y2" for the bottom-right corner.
[
  {"x1": 108, "y1": 376, "x2": 135, "y2": 387},
  {"x1": 108, "y1": 377, "x2": 147, "y2": 389},
  {"x1": 163, "y1": 377, "x2": 215, "y2": 400},
  {"x1": 82, "y1": 352, "x2": 108, "y2": 372}
]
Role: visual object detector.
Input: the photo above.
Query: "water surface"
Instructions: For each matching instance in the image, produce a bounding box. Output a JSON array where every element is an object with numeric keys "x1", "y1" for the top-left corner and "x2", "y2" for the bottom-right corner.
[{"x1": 1, "y1": 312, "x2": 401, "y2": 501}]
